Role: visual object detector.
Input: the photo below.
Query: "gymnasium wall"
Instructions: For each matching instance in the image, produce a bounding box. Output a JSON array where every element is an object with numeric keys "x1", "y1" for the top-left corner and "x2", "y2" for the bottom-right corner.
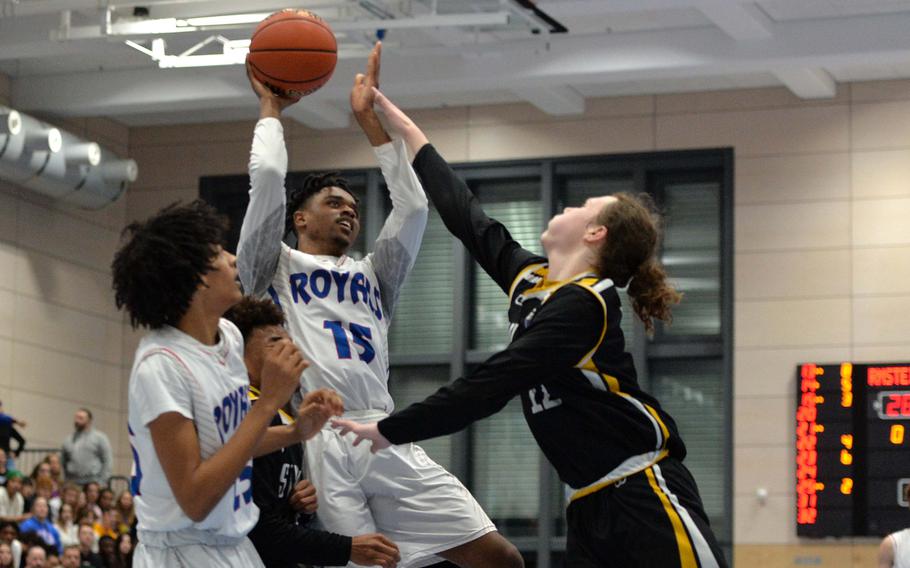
[{"x1": 0, "y1": 73, "x2": 134, "y2": 476}]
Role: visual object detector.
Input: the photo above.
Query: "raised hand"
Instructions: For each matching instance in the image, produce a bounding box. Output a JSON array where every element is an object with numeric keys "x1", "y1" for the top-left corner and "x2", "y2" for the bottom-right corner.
[
  {"x1": 350, "y1": 41, "x2": 382, "y2": 115},
  {"x1": 259, "y1": 341, "x2": 308, "y2": 411},
  {"x1": 246, "y1": 57, "x2": 301, "y2": 118},
  {"x1": 295, "y1": 388, "x2": 344, "y2": 441},
  {"x1": 350, "y1": 533, "x2": 400, "y2": 568},
  {"x1": 331, "y1": 419, "x2": 391, "y2": 453},
  {"x1": 288, "y1": 479, "x2": 318, "y2": 514},
  {"x1": 371, "y1": 87, "x2": 429, "y2": 153}
]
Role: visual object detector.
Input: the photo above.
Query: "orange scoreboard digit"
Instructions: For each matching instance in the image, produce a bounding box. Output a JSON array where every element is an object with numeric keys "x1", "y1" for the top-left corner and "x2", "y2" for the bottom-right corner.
[{"x1": 797, "y1": 362, "x2": 910, "y2": 537}]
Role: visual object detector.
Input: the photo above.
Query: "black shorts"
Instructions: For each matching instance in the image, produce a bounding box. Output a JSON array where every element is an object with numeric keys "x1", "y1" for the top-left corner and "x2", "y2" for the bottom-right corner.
[{"x1": 565, "y1": 457, "x2": 728, "y2": 568}]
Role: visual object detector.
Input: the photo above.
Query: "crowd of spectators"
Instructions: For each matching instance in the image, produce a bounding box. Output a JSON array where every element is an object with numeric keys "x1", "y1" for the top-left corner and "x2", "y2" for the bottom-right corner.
[{"x1": 0, "y1": 406, "x2": 130, "y2": 568}]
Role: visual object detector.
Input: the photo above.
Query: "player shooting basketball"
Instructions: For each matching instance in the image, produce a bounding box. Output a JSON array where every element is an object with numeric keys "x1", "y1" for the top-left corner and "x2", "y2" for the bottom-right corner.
[{"x1": 238, "y1": 43, "x2": 523, "y2": 568}]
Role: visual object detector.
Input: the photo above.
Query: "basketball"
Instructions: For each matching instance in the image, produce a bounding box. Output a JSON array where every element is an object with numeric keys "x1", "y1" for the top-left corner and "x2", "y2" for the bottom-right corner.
[{"x1": 248, "y1": 9, "x2": 337, "y2": 98}]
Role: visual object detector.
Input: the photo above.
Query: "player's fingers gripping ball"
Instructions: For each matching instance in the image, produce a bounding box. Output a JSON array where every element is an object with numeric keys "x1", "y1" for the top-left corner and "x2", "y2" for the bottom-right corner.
[{"x1": 248, "y1": 9, "x2": 338, "y2": 99}]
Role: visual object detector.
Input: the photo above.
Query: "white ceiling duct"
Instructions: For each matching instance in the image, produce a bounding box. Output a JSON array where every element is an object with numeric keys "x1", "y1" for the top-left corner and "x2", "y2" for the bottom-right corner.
[{"x1": 0, "y1": 105, "x2": 136, "y2": 210}]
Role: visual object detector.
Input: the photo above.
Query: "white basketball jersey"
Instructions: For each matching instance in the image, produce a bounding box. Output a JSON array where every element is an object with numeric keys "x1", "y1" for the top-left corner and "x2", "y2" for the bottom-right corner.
[
  {"x1": 127, "y1": 320, "x2": 258, "y2": 538},
  {"x1": 893, "y1": 528, "x2": 910, "y2": 568},
  {"x1": 238, "y1": 118, "x2": 428, "y2": 413}
]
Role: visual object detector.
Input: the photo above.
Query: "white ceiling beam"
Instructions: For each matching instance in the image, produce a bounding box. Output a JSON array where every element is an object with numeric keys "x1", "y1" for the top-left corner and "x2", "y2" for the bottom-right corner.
[
  {"x1": 13, "y1": 9, "x2": 910, "y2": 120},
  {"x1": 773, "y1": 67, "x2": 837, "y2": 99},
  {"x1": 512, "y1": 85, "x2": 585, "y2": 115},
  {"x1": 285, "y1": 100, "x2": 350, "y2": 130},
  {"x1": 695, "y1": 1, "x2": 773, "y2": 41}
]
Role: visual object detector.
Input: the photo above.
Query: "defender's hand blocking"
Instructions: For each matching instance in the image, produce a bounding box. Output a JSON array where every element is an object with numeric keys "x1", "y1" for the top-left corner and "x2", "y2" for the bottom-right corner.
[
  {"x1": 295, "y1": 388, "x2": 344, "y2": 441},
  {"x1": 350, "y1": 533, "x2": 400, "y2": 568},
  {"x1": 350, "y1": 41, "x2": 382, "y2": 116},
  {"x1": 331, "y1": 419, "x2": 391, "y2": 453},
  {"x1": 259, "y1": 341, "x2": 308, "y2": 411},
  {"x1": 371, "y1": 88, "x2": 429, "y2": 152}
]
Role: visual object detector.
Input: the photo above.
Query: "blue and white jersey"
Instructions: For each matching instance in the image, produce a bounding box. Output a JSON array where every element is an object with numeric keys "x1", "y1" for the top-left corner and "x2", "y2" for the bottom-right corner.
[
  {"x1": 238, "y1": 118, "x2": 428, "y2": 413},
  {"x1": 127, "y1": 319, "x2": 258, "y2": 538}
]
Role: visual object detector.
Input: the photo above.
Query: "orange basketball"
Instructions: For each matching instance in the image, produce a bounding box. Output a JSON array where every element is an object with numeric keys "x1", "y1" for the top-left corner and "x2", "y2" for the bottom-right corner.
[{"x1": 248, "y1": 9, "x2": 337, "y2": 98}]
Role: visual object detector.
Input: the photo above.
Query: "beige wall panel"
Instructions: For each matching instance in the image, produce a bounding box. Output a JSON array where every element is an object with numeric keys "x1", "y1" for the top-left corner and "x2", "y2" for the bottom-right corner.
[
  {"x1": 657, "y1": 86, "x2": 847, "y2": 115},
  {"x1": 16, "y1": 200, "x2": 119, "y2": 273},
  {"x1": 736, "y1": 299, "x2": 851, "y2": 348},
  {"x1": 853, "y1": 344, "x2": 910, "y2": 362},
  {"x1": 126, "y1": 188, "x2": 197, "y2": 223},
  {"x1": 851, "y1": 79, "x2": 910, "y2": 102},
  {"x1": 0, "y1": 338, "x2": 11, "y2": 389},
  {"x1": 15, "y1": 295, "x2": 121, "y2": 366},
  {"x1": 0, "y1": 289, "x2": 16, "y2": 340},
  {"x1": 121, "y1": 325, "x2": 144, "y2": 368},
  {"x1": 734, "y1": 396, "x2": 790, "y2": 446},
  {"x1": 2, "y1": 178, "x2": 126, "y2": 233},
  {"x1": 130, "y1": 140, "x2": 250, "y2": 191},
  {"x1": 15, "y1": 249, "x2": 118, "y2": 321},
  {"x1": 854, "y1": 246, "x2": 910, "y2": 295},
  {"x1": 734, "y1": 543, "x2": 879, "y2": 567},
  {"x1": 735, "y1": 154, "x2": 850, "y2": 205},
  {"x1": 735, "y1": 249, "x2": 851, "y2": 300},
  {"x1": 734, "y1": 346, "x2": 849, "y2": 398},
  {"x1": 401, "y1": 106, "x2": 469, "y2": 129},
  {"x1": 852, "y1": 100, "x2": 910, "y2": 150},
  {"x1": 411, "y1": 127, "x2": 469, "y2": 163},
  {"x1": 131, "y1": 121, "x2": 254, "y2": 148},
  {"x1": 657, "y1": 106, "x2": 849, "y2": 156},
  {"x1": 12, "y1": 343, "x2": 121, "y2": 411},
  {"x1": 467, "y1": 96, "x2": 652, "y2": 127},
  {"x1": 735, "y1": 445, "x2": 792, "y2": 497},
  {"x1": 0, "y1": 185, "x2": 19, "y2": 243},
  {"x1": 852, "y1": 150, "x2": 910, "y2": 199},
  {"x1": 733, "y1": 493, "x2": 795, "y2": 544},
  {"x1": 853, "y1": 197, "x2": 910, "y2": 246},
  {"x1": 735, "y1": 201, "x2": 850, "y2": 252},
  {"x1": 57, "y1": 195, "x2": 128, "y2": 233},
  {"x1": 467, "y1": 116, "x2": 654, "y2": 162},
  {"x1": 287, "y1": 133, "x2": 378, "y2": 170},
  {"x1": 0, "y1": 242, "x2": 17, "y2": 292},
  {"x1": 854, "y1": 296, "x2": 910, "y2": 344}
]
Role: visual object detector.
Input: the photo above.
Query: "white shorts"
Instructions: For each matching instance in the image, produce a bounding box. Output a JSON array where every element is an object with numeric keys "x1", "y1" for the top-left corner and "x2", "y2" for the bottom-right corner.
[
  {"x1": 134, "y1": 529, "x2": 264, "y2": 568},
  {"x1": 307, "y1": 411, "x2": 496, "y2": 568}
]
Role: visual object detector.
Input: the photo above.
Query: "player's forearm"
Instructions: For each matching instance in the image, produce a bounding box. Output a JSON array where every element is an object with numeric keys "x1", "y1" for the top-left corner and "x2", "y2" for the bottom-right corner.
[
  {"x1": 253, "y1": 424, "x2": 301, "y2": 458},
  {"x1": 178, "y1": 403, "x2": 277, "y2": 521},
  {"x1": 355, "y1": 110, "x2": 392, "y2": 147}
]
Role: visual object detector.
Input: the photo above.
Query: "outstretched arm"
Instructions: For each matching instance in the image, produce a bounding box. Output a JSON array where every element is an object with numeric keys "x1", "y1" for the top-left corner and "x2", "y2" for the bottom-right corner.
[
  {"x1": 352, "y1": 43, "x2": 429, "y2": 317},
  {"x1": 237, "y1": 63, "x2": 300, "y2": 297},
  {"x1": 373, "y1": 89, "x2": 544, "y2": 294},
  {"x1": 880, "y1": 535, "x2": 895, "y2": 568},
  {"x1": 334, "y1": 285, "x2": 606, "y2": 450}
]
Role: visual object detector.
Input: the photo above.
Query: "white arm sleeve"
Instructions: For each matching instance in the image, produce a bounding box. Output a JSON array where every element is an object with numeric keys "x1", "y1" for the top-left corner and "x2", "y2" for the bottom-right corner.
[
  {"x1": 368, "y1": 138, "x2": 429, "y2": 318},
  {"x1": 238, "y1": 117, "x2": 288, "y2": 297}
]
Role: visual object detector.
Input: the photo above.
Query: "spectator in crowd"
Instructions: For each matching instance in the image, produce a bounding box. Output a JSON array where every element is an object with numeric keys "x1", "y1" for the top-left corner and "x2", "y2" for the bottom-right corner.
[
  {"x1": 20, "y1": 497, "x2": 62, "y2": 555},
  {"x1": 112, "y1": 494, "x2": 133, "y2": 534},
  {"x1": 0, "y1": 541, "x2": 12, "y2": 568},
  {"x1": 60, "y1": 545, "x2": 82, "y2": 568},
  {"x1": 47, "y1": 551, "x2": 61, "y2": 568},
  {"x1": 21, "y1": 477, "x2": 36, "y2": 514},
  {"x1": 61, "y1": 410, "x2": 112, "y2": 486},
  {"x1": 0, "y1": 471, "x2": 27, "y2": 523},
  {"x1": 114, "y1": 534, "x2": 131, "y2": 568},
  {"x1": 55, "y1": 503, "x2": 78, "y2": 549},
  {"x1": 0, "y1": 521, "x2": 22, "y2": 567},
  {"x1": 59, "y1": 484, "x2": 79, "y2": 516},
  {"x1": 96, "y1": 490, "x2": 112, "y2": 515},
  {"x1": 92, "y1": 510, "x2": 118, "y2": 541},
  {"x1": 24, "y1": 544, "x2": 46, "y2": 568},
  {"x1": 35, "y1": 478, "x2": 60, "y2": 520},
  {"x1": 96, "y1": 537, "x2": 116, "y2": 568},
  {"x1": 43, "y1": 455, "x2": 63, "y2": 492},
  {"x1": 76, "y1": 524, "x2": 100, "y2": 568},
  {"x1": 80, "y1": 484, "x2": 101, "y2": 522},
  {"x1": 0, "y1": 401, "x2": 25, "y2": 465}
]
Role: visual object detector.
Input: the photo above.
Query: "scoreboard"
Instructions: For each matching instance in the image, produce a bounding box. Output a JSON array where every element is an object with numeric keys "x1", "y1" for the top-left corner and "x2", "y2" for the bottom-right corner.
[{"x1": 796, "y1": 362, "x2": 910, "y2": 537}]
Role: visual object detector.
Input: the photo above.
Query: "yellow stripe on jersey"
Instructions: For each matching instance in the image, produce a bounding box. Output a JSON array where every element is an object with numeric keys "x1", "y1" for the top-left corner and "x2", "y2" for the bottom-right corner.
[
  {"x1": 645, "y1": 467, "x2": 698, "y2": 568},
  {"x1": 570, "y1": 278, "x2": 608, "y2": 368},
  {"x1": 248, "y1": 386, "x2": 295, "y2": 424},
  {"x1": 644, "y1": 402, "x2": 671, "y2": 449},
  {"x1": 568, "y1": 448, "x2": 669, "y2": 502},
  {"x1": 508, "y1": 262, "x2": 548, "y2": 299}
]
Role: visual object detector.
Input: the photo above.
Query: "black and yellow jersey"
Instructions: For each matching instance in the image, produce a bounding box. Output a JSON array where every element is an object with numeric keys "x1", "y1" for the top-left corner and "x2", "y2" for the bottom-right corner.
[{"x1": 378, "y1": 144, "x2": 686, "y2": 497}]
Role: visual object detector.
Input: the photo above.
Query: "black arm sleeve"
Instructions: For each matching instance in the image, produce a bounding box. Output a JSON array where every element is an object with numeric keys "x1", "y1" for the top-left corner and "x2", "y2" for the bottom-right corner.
[
  {"x1": 10, "y1": 427, "x2": 24, "y2": 456},
  {"x1": 413, "y1": 144, "x2": 545, "y2": 293},
  {"x1": 379, "y1": 285, "x2": 605, "y2": 443}
]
